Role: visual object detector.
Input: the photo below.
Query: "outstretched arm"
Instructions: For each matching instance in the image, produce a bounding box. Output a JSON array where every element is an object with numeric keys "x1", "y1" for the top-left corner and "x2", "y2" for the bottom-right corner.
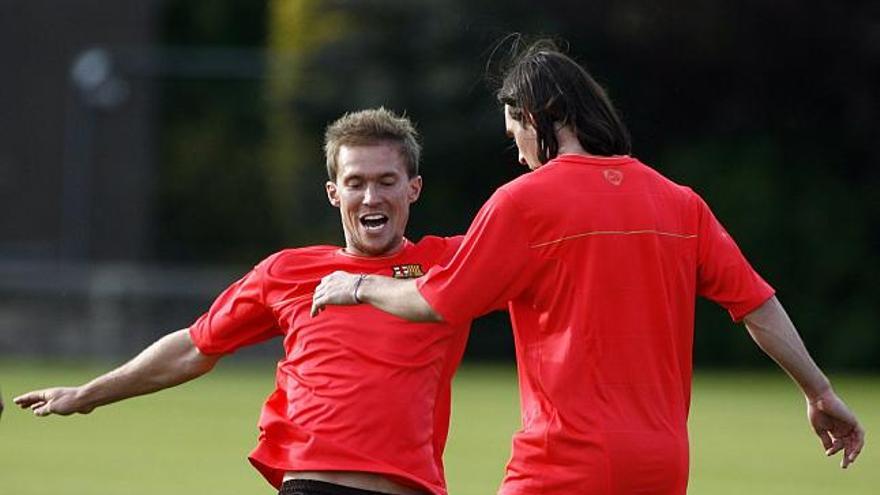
[
  {"x1": 743, "y1": 296, "x2": 865, "y2": 468},
  {"x1": 14, "y1": 329, "x2": 218, "y2": 416},
  {"x1": 311, "y1": 272, "x2": 441, "y2": 322}
]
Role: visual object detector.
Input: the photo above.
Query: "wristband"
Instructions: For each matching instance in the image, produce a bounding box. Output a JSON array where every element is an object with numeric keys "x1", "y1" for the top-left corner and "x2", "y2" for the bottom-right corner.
[{"x1": 353, "y1": 274, "x2": 367, "y2": 304}]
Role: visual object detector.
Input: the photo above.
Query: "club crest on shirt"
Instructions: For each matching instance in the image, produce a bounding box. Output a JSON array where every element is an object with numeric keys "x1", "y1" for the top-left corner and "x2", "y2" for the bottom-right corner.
[
  {"x1": 603, "y1": 168, "x2": 624, "y2": 186},
  {"x1": 391, "y1": 263, "x2": 424, "y2": 279}
]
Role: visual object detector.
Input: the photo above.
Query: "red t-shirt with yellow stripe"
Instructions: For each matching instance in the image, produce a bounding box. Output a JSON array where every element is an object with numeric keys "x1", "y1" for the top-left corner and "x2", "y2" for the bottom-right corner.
[{"x1": 417, "y1": 154, "x2": 774, "y2": 495}]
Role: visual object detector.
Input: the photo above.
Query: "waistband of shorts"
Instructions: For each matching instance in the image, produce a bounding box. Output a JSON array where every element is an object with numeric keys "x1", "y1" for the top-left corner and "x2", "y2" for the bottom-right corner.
[{"x1": 279, "y1": 479, "x2": 397, "y2": 495}]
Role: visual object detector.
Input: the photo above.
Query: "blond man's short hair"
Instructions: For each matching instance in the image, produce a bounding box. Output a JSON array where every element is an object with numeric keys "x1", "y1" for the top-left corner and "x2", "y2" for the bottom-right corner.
[{"x1": 324, "y1": 107, "x2": 421, "y2": 180}]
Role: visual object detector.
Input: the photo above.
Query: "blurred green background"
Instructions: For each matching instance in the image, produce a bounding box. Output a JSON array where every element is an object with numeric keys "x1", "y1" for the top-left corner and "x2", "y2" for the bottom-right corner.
[
  {"x1": 1, "y1": 1, "x2": 878, "y2": 493},
  {"x1": 154, "y1": 0, "x2": 880, "y2": 367},
  {"x1": 2, "y1": 363, "x2": 877, "y2": 494},
  {"x1": 1, "y1": 0, "x2": 877, "y2": 365}
]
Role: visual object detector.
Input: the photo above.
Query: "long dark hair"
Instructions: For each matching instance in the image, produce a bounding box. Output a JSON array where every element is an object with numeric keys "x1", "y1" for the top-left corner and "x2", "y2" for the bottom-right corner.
[{"x1": 496, "y1": 38, "x2": 631, "y2": 163}]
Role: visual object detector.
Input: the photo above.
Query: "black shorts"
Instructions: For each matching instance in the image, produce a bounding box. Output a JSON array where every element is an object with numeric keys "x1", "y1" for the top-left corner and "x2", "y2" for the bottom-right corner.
[{"x1": 278, "y1": 479, "x2": 396, "y2": 495}]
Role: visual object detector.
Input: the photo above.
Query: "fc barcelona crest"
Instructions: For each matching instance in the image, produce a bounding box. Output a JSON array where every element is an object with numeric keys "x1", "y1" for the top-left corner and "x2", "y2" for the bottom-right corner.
[{"x1": 391, "y1": 264, "x2": 424, "y2": 279}]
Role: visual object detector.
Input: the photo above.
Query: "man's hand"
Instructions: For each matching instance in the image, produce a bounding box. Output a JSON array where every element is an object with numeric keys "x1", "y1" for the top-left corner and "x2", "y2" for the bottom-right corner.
[
  {"x1": 14, "y1": 387, "x2": 94, "y2": 417},
  {"x1": 743, "y1": 297, "x2": 866, "y2": 469},
  {"x1": 313, "y1": 272, "x2": 441, "y2": 322},
  {"x1": 311, "y1": 271, "x2": 365, "y2": 317},
  {"x1": 808, "y1": 389, "x2": 865, "y2": 468},
  {"x1": 13, "y1": 330, "x2": 216, "y2": 420}
]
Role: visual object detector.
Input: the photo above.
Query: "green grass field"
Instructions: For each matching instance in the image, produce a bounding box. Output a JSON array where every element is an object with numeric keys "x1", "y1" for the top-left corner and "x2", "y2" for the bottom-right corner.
[{"x1": 1, "y1": 361, "x2": 875, "y2": 494}]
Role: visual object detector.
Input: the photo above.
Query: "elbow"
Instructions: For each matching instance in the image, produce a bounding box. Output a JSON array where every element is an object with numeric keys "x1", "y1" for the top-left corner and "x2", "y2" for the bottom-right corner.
[
  {"x1": 743, "y1": 295, "x2": 781, "y2": 324},
  {"x1": 182, "y1": 348, "x2": 219, "y2": 379},
  {"x1": 422, "y1": 308, "x2": 444, "y2": 323},
  {"x1": 410, "y1": 283, "x2": 442, "y2": 322},
  {"x1": 412, "y1": 298, "x2": 443, "y2": 323},
  {"x1": 162, "y1": 329, "x2": 219, "y2": 384}
]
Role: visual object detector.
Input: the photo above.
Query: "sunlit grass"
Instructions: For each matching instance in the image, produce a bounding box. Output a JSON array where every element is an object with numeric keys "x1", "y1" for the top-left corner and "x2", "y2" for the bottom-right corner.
[{"x1": 1, "y1": 361, "x2": 875, "y2": 494}]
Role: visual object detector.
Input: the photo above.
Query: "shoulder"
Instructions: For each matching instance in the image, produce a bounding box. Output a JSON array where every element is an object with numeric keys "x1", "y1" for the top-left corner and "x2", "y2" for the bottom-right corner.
[
  {"x1": 409, "y1": 235, "x2": 464, "y2": 260},
  {"x1": 631, "y1": 159, "x2": 707, "y2": 207},
  {"x1": 495, "y1": 161, "x2": 570, "y2": 210},
  {"x1": 497, "y1": 170, "x2": 537, "y2": 198},
  {"x1": 487, "y1": 181, "x2": 531, "y2": 220},
  {"x1": 256, "y1": 245, "x2": 340, "y2": 276},
  {"x1": 669, "y1": 182, "x2": 709, "y2": 212}
]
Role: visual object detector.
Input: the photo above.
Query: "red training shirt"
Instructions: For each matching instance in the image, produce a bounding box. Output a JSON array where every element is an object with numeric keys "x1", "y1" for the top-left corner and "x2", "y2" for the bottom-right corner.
[
  {"x1": 416, "y1": 155, "x2": 774, "y2": 495},
  {"x1": 189, "y1": 236, "x2": 469, "y2": 495}
]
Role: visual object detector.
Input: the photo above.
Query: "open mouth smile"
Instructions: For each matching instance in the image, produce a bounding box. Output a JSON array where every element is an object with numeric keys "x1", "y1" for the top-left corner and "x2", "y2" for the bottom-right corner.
[{"x1": 359, "y1": 213, "x2": 389, "y2": 232}]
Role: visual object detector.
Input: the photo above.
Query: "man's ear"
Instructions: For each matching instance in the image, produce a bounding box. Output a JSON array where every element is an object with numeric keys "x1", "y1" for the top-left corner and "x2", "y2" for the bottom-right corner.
[
  {"x1": 408, "y1": 175, "x2": 423, "y2": 203},
  {"x1": 523, "y1": 110, "x2": 538, "y2": 130},
  {"x1": 326, "y1": 181, "x2": 340, "y2": 207}
]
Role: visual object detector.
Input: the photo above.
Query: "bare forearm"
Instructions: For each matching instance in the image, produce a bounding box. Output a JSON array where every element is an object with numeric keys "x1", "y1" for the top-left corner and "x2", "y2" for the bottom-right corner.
[
  {"x1": 743, "y1": 296, "x2": 831, "y2": 400},
  {"x1": 743, "y1": 297, "x2": 864, "y2": 468},
  {"x1": 76, "y1": 329, "x2": 218, "y2": 410},
  {"x1": 358, "y1": 276, "x2": 442, "y2": 322}
]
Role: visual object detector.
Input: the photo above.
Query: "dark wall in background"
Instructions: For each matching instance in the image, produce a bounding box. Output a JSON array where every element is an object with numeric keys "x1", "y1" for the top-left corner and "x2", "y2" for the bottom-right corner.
[
  {"x1": 2, "y1": 0, "x2": 877, "y2": 368},
  {"x1": 0, "y1": 0, "x2": 160, "y2": 261}
]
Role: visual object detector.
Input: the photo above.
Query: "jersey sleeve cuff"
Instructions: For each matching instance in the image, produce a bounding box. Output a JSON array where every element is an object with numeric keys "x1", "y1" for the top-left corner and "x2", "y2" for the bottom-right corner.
[
  {"x1": 728, "y1": 287, "x2": 776, "y2": 322},
  {"x1": 188, "y1": 325, "x2": 225, "y2": 356},
  {"x1": 415, "y1": 275, "x2": 467, "y2": 326}
]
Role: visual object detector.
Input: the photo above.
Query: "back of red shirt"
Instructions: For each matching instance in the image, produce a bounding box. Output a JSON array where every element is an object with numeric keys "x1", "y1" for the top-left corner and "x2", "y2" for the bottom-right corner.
[{"x1": 418, "y1": 155, "x2": 773, "y2": 494}]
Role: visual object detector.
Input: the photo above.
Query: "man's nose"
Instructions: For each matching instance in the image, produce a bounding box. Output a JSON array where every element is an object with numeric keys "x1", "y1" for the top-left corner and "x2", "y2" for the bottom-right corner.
[{"x1": 363, "y1": 184, "x2": 379, "y2": 204}]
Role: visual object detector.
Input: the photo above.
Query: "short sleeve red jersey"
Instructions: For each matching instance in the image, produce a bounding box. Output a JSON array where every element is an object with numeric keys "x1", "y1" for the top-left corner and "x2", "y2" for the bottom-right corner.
[
  {"x1": 190, "y1": 236, "x2": 468, "y2": 495},
  {"x1": 417, "y1": 155, "x2": 773, "y2": 495}
]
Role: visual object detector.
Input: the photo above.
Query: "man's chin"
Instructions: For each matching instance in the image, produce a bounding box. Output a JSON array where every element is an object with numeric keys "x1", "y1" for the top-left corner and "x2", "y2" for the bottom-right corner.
[{"x1": 350, "y1": 237, "x2": 402, "y2": 257}]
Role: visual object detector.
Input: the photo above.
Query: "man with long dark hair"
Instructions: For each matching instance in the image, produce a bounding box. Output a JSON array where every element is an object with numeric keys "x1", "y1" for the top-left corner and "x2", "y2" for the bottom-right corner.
[{"x1": 312, "y1": 41, "x2": 865, "y2": 494}]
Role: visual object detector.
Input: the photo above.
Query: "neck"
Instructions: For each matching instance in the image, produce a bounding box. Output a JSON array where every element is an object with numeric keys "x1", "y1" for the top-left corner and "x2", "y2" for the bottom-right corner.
[
  {"x1": 342, "y1": 237, "x2": 406, "y2": 258},
  {"x1": 555, "y1": 125, "x2": 589, "y2": 157}
]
